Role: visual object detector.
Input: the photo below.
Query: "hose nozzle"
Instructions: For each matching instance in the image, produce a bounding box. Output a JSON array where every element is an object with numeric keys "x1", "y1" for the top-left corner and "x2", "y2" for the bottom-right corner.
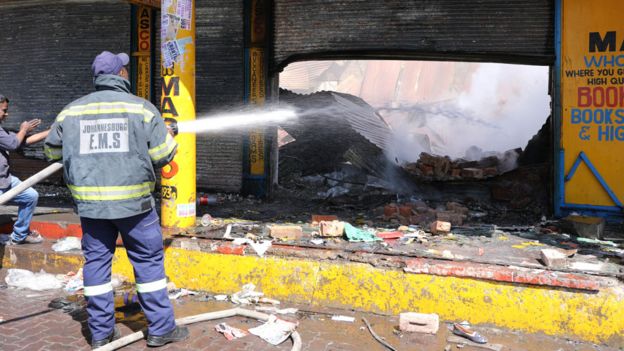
[{"x1": 164, "y1": 118, "x2": 179, "y2": 136}]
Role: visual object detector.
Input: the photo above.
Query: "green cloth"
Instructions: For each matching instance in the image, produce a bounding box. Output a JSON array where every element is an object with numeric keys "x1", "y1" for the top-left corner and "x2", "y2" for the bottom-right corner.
[{"x1": 344, "y1": 223, "x2": 381, "y2": 242}]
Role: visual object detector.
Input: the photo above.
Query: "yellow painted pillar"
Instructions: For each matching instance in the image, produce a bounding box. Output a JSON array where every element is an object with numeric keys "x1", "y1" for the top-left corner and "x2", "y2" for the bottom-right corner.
[{"x1": 160, "y1": 0, "x2": 196, "y2": 228}]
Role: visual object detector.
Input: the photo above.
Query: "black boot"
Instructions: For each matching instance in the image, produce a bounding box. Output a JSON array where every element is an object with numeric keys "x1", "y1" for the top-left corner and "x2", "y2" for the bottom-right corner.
[
  {"x1": 91, "y1": 326, "x2": 121, "y2": 349},
  {"x1": 146, "y1": 325, "x2": 189, "y2": 347}
]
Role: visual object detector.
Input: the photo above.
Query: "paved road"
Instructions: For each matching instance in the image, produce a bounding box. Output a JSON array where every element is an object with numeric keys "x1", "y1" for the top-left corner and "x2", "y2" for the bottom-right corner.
[{"x1": 0, "y1": 270, "x2": 616, "y2": 351}]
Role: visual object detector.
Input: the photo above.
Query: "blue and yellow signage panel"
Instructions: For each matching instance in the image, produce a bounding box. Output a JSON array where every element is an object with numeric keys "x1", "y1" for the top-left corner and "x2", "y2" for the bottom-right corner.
[{"x1": 560, "y1": 0, "x2": 624, "y2": 212}]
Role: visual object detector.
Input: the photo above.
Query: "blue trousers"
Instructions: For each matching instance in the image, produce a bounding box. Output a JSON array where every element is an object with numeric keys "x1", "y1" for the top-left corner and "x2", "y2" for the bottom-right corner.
[
  {"x1": 80, "y1": 209, "x2": 176, "y2": 341},
  {"x1": 0, "y1": 176, "x2": 38, "y2": 241}
]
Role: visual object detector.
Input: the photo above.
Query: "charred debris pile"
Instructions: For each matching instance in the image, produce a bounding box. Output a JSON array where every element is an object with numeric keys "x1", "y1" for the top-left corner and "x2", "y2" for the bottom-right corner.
[{"x1": 278, "y1": 89, "x2": 551, "y2": 225}]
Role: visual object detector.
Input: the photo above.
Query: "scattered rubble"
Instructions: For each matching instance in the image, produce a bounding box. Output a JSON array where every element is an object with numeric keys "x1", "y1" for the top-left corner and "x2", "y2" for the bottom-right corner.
[{"x1": 403, "y1": 149, "x2": 521, "y2": 181}]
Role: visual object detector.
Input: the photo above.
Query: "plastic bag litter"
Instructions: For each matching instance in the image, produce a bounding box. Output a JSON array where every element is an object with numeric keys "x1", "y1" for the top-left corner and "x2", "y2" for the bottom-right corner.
[
  {"x1": 51, "y1": 236, "x2": 82, "y2": 252},
  {"x1": 248, "y1": 315, "x2": 298, "y2": 345},
  {"x1": 5, "y1": 269, "x2": 63, "y2": 291}
]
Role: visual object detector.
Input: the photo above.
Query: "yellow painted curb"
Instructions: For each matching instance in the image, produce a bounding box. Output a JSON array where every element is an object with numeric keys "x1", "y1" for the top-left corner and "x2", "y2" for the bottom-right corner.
[{"x1": 4, "y1": 245, "x2": 621, "y2": 345}]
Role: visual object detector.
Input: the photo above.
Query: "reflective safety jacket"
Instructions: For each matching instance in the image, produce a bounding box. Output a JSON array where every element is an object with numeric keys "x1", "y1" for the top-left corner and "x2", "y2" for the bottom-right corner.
[{"x1": 44, "y1": 74, "x2": 177, "y2": 219}]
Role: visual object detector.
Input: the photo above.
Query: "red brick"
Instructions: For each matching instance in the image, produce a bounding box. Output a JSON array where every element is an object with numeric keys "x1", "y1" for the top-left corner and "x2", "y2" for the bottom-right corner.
[
  {"x1": 399, "y1": 205, "x2": 413, "y2": 217},
  {"x1": 383, "y1": 204, "x2": 399, "y2": 218},
  {"x1": 399, "y1": 312, "x2": 439, "y2": 334},
  {"x1": 311, "y1": 215, "x2": 338, "y2": 224},
  {"x1": 216, "y1": 244, "x2": 246, "y2": 255}
]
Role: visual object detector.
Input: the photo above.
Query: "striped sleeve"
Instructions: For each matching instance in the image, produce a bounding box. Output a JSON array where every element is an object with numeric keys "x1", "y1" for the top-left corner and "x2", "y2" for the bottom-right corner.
[{"x1": 144, "y1": 103, "x2": 177, "y2": 168}]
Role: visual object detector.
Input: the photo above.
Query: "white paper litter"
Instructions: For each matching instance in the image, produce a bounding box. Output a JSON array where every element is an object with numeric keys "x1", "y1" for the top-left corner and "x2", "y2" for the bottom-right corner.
[
  {"x1": 248, "y1": 315, "x2": 298, "y2": 345},
  {"x1": 5, "y1": 269, "x2": 63, "y2": 291},
  {"x1": 214, "y1": 294, "x2": 228, "y2": 301}
]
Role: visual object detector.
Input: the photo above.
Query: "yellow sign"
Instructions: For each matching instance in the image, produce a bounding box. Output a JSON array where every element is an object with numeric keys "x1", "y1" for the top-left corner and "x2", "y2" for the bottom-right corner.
[
  {"x1": 160, "y1": 0, "x2": 196, "y2": 228},
  {"x1": 561, "y1": 0, "x2": 624, "y2": 207},
  {"x1": 135, "y1": 6, "x2": 151, "y2": 100}
]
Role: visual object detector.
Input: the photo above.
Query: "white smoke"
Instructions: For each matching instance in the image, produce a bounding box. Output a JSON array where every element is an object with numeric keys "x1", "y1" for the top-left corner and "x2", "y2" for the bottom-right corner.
[{"x1": 281, "y1": 60, "x2": 551, "y2": 164}]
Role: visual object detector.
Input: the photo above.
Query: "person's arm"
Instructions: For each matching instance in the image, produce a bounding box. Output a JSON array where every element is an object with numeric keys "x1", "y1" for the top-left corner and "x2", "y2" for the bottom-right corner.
[
  {"x1": 25, "y1": 129, "x2": 50, "y2": 146},
  {"x1": 44, "y1": 121, "x2": 63, "y2": 161},
  {"x1": 144, "y1": 104, "x2": 177, "y2": 168}
]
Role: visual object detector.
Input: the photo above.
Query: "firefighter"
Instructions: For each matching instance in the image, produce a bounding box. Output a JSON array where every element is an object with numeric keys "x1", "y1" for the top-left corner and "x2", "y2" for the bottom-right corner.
[{"x1": 44, "y1": 51, "x2": 188, "y2": 348}]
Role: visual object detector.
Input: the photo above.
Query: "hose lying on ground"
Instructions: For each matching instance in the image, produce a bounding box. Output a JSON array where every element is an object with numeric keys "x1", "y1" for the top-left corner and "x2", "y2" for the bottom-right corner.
[{"x1": 94, "y1": 307, "x2": 303, "y2": 351}]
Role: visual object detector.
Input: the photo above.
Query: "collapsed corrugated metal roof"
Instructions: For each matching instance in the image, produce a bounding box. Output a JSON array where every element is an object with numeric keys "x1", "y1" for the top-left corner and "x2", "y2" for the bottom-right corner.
[{"x1": 279, "y1": 89, "x2": 398, "y2": 179}]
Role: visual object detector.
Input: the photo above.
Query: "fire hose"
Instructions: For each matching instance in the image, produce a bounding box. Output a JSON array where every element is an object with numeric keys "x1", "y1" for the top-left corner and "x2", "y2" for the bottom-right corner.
[
  {"x1": 0, "y1": 162, "x2": 63, "y2": 206},
  {"x1": 94, "y1": 307, "x2": 303, "y2": 351}
]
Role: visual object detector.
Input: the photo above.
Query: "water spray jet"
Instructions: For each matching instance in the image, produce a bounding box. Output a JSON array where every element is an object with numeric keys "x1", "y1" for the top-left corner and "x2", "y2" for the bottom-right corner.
[{"x1": 176, "y1": 108, "x2": 298, "y2": 134}]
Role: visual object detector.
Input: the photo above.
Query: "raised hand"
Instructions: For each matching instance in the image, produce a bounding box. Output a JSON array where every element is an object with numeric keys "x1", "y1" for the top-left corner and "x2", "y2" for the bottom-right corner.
[{"x1": 20, "y1": 119, "x2": 42, "y2": 133}]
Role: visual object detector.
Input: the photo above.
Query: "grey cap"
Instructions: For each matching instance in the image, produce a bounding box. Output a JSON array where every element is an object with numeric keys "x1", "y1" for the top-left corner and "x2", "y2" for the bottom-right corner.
[{"x1": 91, "y1": 51, "x2": 130, "y2": 77}]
